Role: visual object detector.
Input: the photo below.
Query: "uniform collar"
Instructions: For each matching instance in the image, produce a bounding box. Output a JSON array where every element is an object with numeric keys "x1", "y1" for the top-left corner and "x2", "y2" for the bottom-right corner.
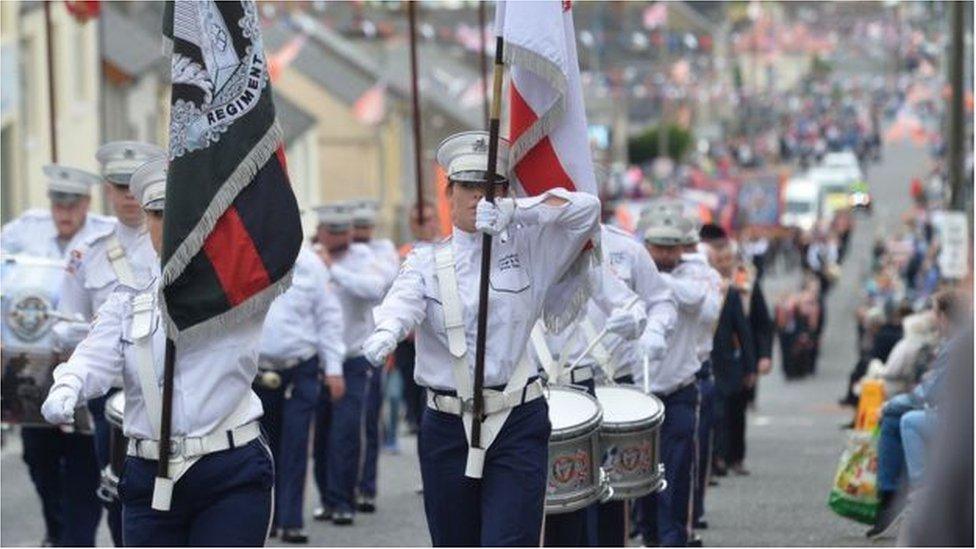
[
  {"x1": 117, "y1": 220, "x2": 146, "y2": 241},
  {"x1": 451, "y1": 225, "x2": 481, "y2": 249}
]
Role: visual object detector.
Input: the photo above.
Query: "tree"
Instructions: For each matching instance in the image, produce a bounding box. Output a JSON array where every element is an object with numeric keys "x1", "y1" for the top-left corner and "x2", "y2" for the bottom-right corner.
[{"x1": 628, "y1": 123, "x2": 694, "y2": 165}]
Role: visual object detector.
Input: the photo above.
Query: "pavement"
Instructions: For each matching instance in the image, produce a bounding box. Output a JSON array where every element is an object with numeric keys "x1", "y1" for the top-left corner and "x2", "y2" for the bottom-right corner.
[{"x1": 0, "y1": 142, "x2": 922, "y2": 547}]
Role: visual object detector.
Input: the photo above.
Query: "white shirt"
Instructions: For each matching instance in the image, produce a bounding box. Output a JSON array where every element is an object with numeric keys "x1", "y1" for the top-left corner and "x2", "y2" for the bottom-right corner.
[
  {"x1": 328, "y1": 243, "x2": 395, "y2": 358},
  {"x1": 372, "y1": 188, "x2": 600, "y2": 391},
  {"x1": 601, "y1": 224, "x2": 677, "y2": 379},
  {"x1": 675, "y1": 252, "x2": 723, "y2": 362},
  {"x1": 51, "y1": 280, "x2": 265, "y2": 440},
  {"x1": 1, "y1": 209, "x2": 114, "y2": 259},
  {"x1": 366, "y1": 238, "x2": 400, "y2": 280},
  {"x1": 260, "y1": 246, "x2": 346, "y2": 375},
  {"x1": 647, "y1": 261, "x2": 714, "y2": 395},
  {"x1": 54, "y1": 221, "x2": 159, "y2": 350},
  {"x1": 539, "y1": 262, "x2": 643, "y2": 376}
]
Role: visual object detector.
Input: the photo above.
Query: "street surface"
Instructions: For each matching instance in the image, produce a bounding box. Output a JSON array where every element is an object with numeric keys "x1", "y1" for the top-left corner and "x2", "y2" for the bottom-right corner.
[{"x1": 0, "y1": 142, "x2": 920, "y2": 547}]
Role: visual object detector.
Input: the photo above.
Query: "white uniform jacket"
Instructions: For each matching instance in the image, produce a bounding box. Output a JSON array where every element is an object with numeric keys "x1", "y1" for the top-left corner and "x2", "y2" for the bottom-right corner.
[
  {"x1": 260, "y1": 246, "x2": 346, "y2": 375},
  {"x1": 329, "y1": 243, "x2": 397, "y2": 358},
  {"x1": 1, "y1": 209, "x2": 114, "y2": 259},
  {"x1": 372, "y1": 189, "x2": 601, "y2": 391},
  {"x1": 51, "y1": 279, "x2": 265, "y2": 440}
]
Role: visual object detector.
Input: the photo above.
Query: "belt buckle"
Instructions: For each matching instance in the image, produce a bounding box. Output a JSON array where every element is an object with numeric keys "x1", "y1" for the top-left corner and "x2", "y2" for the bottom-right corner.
[
  {"x1": 460, "y1": 397, "x2": 475, "y2": 415},
  {"x1": 168, "y1": 438, "x2": 184, "y2": 460}
]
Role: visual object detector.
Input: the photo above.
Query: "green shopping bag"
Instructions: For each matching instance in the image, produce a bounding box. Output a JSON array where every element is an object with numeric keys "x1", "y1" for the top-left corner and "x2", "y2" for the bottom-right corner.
[{"x1": 828, "y1": 428, "x2": 880, "y2": 524}]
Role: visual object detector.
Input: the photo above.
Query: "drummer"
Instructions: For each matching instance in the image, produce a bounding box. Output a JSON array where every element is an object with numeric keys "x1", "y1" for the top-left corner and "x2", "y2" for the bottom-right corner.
[
  {"x1": 54, "y1": 141, "x2": 165, "y2": 546},
  {"x1": 532, "y1": 250, "x2": 647, "y2": 547},
  {"x1": 1, "y1": 165, "x2": 114, "y2": 547},
  {"x1": 41, "y1": 158, "x2": 275, "y2": 547},
  {"x1": 637, "y1": 207, "x2": 714, "y2": 548},
  {"x1": 362, "y1": 130, "x2": 600, "y2": 546}
]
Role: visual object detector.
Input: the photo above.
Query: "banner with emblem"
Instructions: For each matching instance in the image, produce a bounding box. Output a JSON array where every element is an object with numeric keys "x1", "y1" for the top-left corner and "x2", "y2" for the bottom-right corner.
[
  {"x1": 496, "y1": 0, "x2": 598, "y2": 332},
  {"x1": 160, "y1": 0, "x2": 302, "y2": 341}
]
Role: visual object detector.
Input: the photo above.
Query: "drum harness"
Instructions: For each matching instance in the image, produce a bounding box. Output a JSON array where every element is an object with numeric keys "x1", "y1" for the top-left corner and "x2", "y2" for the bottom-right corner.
[
  {"x1": 122, "y1": 289, "x2": 261, "y2": 511},
  {"x1": 427, "y1": 242, "x2": 545, "y2": 478}
]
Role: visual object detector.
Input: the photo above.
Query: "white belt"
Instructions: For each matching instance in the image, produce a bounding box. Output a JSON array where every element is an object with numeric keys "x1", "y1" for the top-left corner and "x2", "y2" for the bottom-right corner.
[
  {"x1": 427, "y1": 378, "x2": 545, "y2": 417},
  {"x1": 127, "y1": 421, "x2": 262, "y2": 461},
  {"x1": 258, "y1": 352, "x2": 315, "y2": 371}
]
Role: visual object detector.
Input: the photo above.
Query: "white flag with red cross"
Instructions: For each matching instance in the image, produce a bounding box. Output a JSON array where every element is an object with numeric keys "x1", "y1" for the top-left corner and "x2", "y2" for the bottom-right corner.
[{"x1": 496, "y1": 0, "x2": 596, "y2": 198}]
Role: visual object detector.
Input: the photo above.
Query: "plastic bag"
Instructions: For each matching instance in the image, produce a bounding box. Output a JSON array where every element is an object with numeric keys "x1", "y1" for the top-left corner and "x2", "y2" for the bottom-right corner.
[{"x1": 827, "y1": 429, "x2": 879, "y2": 524}]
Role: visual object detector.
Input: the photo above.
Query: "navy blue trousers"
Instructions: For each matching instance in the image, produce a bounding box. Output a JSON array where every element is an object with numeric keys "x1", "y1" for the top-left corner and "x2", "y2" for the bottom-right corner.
[
  {"x1": 254, "y1": 357, "x2": 320, "y2": 529},
  {"x1": 638, "y1": 383, "x2": 699, "y2": 547},
  {"x1": 89, "y1": 390, "x2": 124, "y2": 546},
  {"x1": 119, "y1": 438, "x2": 274, "y2": 547},
  {"x1": 693, "y1": 374, "x2": 717, "y2": 524},
  {"x1": 314, "y1": 356, "x2": 369, "y2": 514},
  {"x1": 419, "y1": 397, "x2": 550, "y2": 546},
  {"x1": 544, "y1": 376, "x2": 598, "y2": 547},
  {"x1": 358, "y1": 364, "x2": 383, "y2": 498},
  {"x1": 21, "y1": 426, "x2": 102, "y2": 546}
]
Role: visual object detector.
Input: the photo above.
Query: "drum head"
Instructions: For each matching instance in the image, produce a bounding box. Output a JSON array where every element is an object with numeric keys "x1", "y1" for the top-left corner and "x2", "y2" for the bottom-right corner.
[
  {"x1": 105, "y1": 391, "x2": 125, "y2": 428},
  {"x1": 548, "y1": 387, "x2": 600, "y2": 431},
  {"x1": 595, "y1": 386, "x2": 664, "y2": 426}
]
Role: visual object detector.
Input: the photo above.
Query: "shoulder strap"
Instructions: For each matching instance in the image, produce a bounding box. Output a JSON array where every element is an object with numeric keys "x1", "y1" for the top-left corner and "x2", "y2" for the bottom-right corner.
[
  {"x1": 130, "y1": 292, "x2": 161, "y2": 437},
  {"x1": 530, "y1": 320, "x2": 557, "y2": 380},
  {"x1": 107, "y1": 235, "x2": 136, "y2": 287},
  {"x1": 433, "y1": 243, "x2": 471, "y2": 398}
]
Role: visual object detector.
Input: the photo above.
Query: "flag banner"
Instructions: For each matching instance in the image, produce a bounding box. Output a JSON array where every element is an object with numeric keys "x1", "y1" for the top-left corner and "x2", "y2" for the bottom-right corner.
[
  {"x1": 496, "y1": 0, "x2": 599, "y2": 333},
  {"x1": 496, "y1": 0, "x2": 596, "y2": 198},
  {"x1": 161, "y1": 0, "x2": 302, "y2": 341}
]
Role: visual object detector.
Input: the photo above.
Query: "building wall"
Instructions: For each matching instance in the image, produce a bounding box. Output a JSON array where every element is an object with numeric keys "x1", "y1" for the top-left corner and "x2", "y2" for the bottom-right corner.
[{"x1": 1, "y1": 1, "x2": 102, "y2": 222}]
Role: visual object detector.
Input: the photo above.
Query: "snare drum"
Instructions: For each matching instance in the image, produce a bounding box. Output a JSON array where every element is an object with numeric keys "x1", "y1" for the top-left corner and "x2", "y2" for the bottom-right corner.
[
  {"x1": 595, "y1": 385, "x2": 665, "y2": 500},
  {"x1": 97, "y1": 392, "x2": 127, "y2": 502},
  {"x1": 0, "y1": 255, "x2": 91, "y2": 429},
  {"x1": 545, "y1": 386, "x2": 603, "y2": 514}
]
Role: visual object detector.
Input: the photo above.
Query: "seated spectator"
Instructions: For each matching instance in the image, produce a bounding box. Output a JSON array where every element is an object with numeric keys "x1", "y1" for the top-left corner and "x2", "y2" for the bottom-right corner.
[
  {"x1": 867, "y1": 290, "x2": 960, "y2": 539},
  {"x1": 864, "y1": 310, "x2": 938, "y2": 397}
]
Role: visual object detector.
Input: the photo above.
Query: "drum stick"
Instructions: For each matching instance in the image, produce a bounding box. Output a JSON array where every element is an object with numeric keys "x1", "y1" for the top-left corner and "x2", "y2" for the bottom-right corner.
[
  {"x1": 564, "y1": 295, "x2": 641, "y2": 373},
  {"x1": 642, "y1": 354, "x2": 651, "y2": 394}
]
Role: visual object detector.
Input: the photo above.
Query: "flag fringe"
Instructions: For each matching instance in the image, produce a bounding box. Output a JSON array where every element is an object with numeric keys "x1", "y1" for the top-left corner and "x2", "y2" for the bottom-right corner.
[
  {"x1": 503, "y1": 41, "x2": 568, "y2": 170},
  {"x1": 160, "y1": 118, "x2": 284, "y2": 340},
  {"x1": 541, "y1": 232, "x2": 602, "y2": 334},
  {"x1": 160, "y1": 266, "x2": 294, "y2": 344}
]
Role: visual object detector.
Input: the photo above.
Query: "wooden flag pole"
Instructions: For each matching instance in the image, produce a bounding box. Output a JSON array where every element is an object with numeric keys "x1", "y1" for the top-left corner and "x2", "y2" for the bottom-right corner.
[
  {"x1": 43, "y1": 0, "x2": 58, "y2": 162},
  {"x1": 407, "y1": 2, "x2": 425, "y2": 222},
  {"x1": 471, "y1": 36, "x2": 505, "y2": 453},
  {"x1": 151, "y1": 338, "x2": 176, "y2": 510}
]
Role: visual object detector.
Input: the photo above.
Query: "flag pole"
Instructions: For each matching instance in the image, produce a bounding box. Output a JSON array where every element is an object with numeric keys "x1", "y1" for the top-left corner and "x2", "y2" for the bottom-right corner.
[
  {"x1": 407, "y1": 2, "x2": 425, "y2": 223},
  {"x1": 471, "y1": 35, "x2": 505, "y2": 461},
  {"x1": 152, "y1": 339, "x2": 176, "y2": 510},
  {"x1": 478, "y1": 0, "x2": 489, "y2": 129},
  {"x1": 43, "y1": 0, "x2": 58, "y2": 162}
]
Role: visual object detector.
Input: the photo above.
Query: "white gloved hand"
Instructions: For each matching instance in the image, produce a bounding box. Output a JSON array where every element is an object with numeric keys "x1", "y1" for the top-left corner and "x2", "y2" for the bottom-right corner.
[
  {"x1": 41, "y1": 384, "x2": 79, "y2": 425},
  {"x1": 642, "y1": 330, "x2": 667, "y2": 361},
  {"x1": 475, "y1": 198, "x2": 516, "y2": 236},
  {"x1": 605, "y1": 308, "x2": 641, "y2": 340},
  {"x1": 363, "y1": 330, "x2": 398, "y2": 367}
]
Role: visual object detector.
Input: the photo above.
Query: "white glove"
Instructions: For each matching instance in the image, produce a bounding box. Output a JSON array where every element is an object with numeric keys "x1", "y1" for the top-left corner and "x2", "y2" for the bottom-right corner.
[
  {"x1": 642, "y1": 330, "x2": 667, "y2": 362},
  {"x1": 475, "y1": 198, "x2": 516, "y2": 236},
  {"x1": 605, "y1": 308, "x2": 641, "y2": 340},
  {"x1": 363, "y1": 329, "x2": 397, "y2": 367},
  {"x1": 41, "y1": 384, "x2": 79, "y2": 425}
]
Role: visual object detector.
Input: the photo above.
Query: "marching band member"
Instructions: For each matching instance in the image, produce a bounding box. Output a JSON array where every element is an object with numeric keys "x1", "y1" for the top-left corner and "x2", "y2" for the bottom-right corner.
[
  {"x1": 310, "y1": 203, "x2": 393, "y2": 526},
  {"x1": 637, "y1": 209, "x2": 710, "y2": 547},
  {"x1": 595, "y1": 221, "x2": 678, "y2": 546},
  {"x1": 1, "y1": 166, "x2": 114, "y2": 547},
  {"x1": 362, "y1": 131, "x2": 600, "y2": 546},
  {"x1": 256, "y1": 244, "x2": 345, "y2": 543},
  {"x1": 41, "y1": 158, "x2": 275, "y2": 547},
  {"x1": 55, "y1": 140, "x2": 165, "y2": 546},
  {"x1": 349, "y1": 198, "x2": 400, "y2": 513}
]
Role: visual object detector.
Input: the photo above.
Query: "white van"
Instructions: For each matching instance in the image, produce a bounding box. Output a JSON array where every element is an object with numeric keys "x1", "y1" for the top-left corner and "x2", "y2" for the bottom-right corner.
[{"x1": 780, "y1": 177, "x2": 820, "y2": 232}]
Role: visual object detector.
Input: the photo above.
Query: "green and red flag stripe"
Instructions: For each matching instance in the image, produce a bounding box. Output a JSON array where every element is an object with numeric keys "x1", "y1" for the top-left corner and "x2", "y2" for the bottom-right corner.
[{"x1": 160, "y1": 0, "x2": 301, "y2": 341}]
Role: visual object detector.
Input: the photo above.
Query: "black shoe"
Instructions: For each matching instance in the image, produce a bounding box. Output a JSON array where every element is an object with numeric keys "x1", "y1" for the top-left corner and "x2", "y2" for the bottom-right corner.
[
  {"x1": 268, "y1": 527, "x2": 279, "y2": 538},
  {"x1": 332, "y1": 510, "x2": 354, "y2": 525},
  {"x1": 357, "y1": 495, "x2": 376, "y2": 513},
  {"x1": 687, "y1": 533, "x2": 704, "y2": 547},
  {"x1": 712, "y1": 463, "x2": 728, "y2": 477},
  {"x1": 866, "y1": 490, "x2": 906, "y2": 539},
  {"x1": 708, "y1": 478, "x2": 720, "y2": 487},
  {"x1": 312, "y1": 507, "x2": 332, "y2": 522},
  {"x1": 840, "y1": 420, "x2": 855, "y2": 430},
  {"x1": 281, "y1": 529, "x2": 309, "y2": 544},
  {"x1": 694, "y1": 519, "x2": 709, "y2": 529}
]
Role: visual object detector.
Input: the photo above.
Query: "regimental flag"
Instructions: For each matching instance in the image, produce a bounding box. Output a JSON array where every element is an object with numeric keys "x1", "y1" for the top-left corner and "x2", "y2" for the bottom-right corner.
[
  {"x1": 496, "y1": 0, "x2": 596, "y2": 198},
  {"x1": 161, "y1": 0, "x2": 302, "y2": 341},
  {"x1": 495, "y1": 0, "x2": 598, "y2": 333}
]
